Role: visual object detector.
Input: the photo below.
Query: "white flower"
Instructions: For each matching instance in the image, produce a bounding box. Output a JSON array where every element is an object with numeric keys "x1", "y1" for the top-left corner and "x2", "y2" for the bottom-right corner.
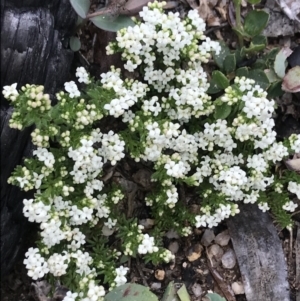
[
  {"x1": 138, "y1": 234, "x2": 158, "y2": 254},
  {"x1": 258, "y1": 202, "x2": 270, "y2": 212},
  {"x1": 75, "y1": 67, "x2": 91, "y2": 84},
  {"x1": 24, "y1": 248, "x2": 49, "y2": 280},
  {"x1": 63, "y1": 291, "x2": 79, "y2": 301},
  {"x1": 287, "y1": 181, "x2": 300, "y2": 199},
  {"x1": 64, "y1": 81, "x2": 80, "y2": 98},
  {"x1": 2, "y1": 83, "x2": 18, "y2": 100},
  {"x1": 282, "y1": 201, "x2": 298, "y2": 212},
  {"x1": 47, "y1": 252, "x2": 70, "y2": 276},
  {"x1": 104, "y1": 218, "x2": 117, "y2": 229},
  {"x1": 23, "y1": 199, "x2": 51, "y2": 223},
  {"x1": 114, "y1": 265, "x2": 129, "y2": 286}
]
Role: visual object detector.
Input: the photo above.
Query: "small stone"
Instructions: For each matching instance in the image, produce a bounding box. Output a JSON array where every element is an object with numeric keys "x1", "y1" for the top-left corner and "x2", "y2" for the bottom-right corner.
[
  {"x1": 165, "y1": 229, "x2": 180, "y2": 239},
  {"x1": 186, "y1": 244, "x2": 203, "y2": 262},
  {"x1": 168, "y1": 241, "x2": 180, "y2": 254},
  {"x1": 222, "y1": 249, "x2": 236, "y2": 269},
  {"x1": 155, "y1": 269, "x2": 165, "y2": 281},
  {"x1": 215, "y1": 230, "x2": 231, "y2": 246},
  {"x1": 151, "y1": 282, "x2": 162, "y2": 290},
  {"x1": 139, "y1": 218, "x2": 155, "y2": 230},
  {"x1": 102, "y1": 225, "x2": 115, "y2": 236},
  {"x1": 201, "y1": 229, "x2": 215, "y2": 246},
  {"x1": 191, "y1": 283, "x2": 202, "y2": 297},
  {"x1": 231, "y1": 281, "x2": 245, "y2": 295},
  {"x1": 207, "y1": 244, "x2": 224, "y2": 267}
]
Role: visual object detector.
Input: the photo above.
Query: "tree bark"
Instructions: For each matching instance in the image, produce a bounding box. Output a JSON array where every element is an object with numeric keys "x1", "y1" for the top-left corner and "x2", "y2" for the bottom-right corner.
[{"x1": 0, "y1": 0, "x2": 76, "y2": 276}]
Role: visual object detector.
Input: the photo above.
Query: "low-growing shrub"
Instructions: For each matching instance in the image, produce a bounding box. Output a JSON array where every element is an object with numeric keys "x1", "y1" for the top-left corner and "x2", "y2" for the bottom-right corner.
[{"x1": 3, "y1": 1, "x2": 299, "y2": 300}]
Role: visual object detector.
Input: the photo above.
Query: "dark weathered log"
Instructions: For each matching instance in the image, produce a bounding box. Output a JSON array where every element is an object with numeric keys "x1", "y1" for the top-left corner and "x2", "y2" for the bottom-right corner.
[
  {"x1": 1, "y1": 0, "x2": 76, "y2": 276},
  {"x1": 227, "y1": 204, "x2": 290, "y2": 301}
]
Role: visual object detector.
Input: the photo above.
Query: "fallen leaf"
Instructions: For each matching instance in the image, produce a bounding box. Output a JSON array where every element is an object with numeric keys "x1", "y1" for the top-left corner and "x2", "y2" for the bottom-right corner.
[
  {"x1": 284, "y1": 154, "x2": 300, "y2": 172},
  {"x1": 282, "y1": 66, "x2": 300, "y2": 92},
  {"x1": 274, "y1": 47, "x2": 293, "y2": 79}
]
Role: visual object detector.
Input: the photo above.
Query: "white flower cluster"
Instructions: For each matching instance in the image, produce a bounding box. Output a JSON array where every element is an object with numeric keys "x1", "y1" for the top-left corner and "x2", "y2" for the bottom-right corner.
[
  {"x1": 288, "y1": 181, "x2": 300, "y2": 199},
  {"x1": 114, "y1": 265, "x2": 129, "y2": 287},
  {"x1": 76, "y1": 67, "x2": 91, "y2": 84},
  {"x1": 68, "y1": 138, "x2": 103, "y2": 184},
  {"x1": 195, "y1": 203, "x2": 240, "y2": 228},
  {"x1": 47, "y1": 252, "x2": 70, "y2": 276},
  {"x1": 138, "y1": 234, "x2": 159, "y2": 254},
  {"x1": 289, "y1": 134, "x2": 300, "y2": 153},
  {"x1": 98, "y1": 131, "x2": 125, "y2": 165},
  {"x1": 33, "y1": 147, "x2": 55, "y2": 168},
  {"x1": 2, "y1": 83, "x2": 18, "y2": 101},
  {"x1": 65, "y1": 81, "x2": 80, "y2": 98},
  {"x1": 23, "y1": 248, "x2": 49, "y2": 280}
]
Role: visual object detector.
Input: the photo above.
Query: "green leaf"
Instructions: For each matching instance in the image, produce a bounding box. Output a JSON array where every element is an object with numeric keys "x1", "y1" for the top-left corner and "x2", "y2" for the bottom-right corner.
[
  {"x1": 214, "y1": 103, "x2": 232, "y2": 120},
  {"x1": 212, "y1": 71, "x2": 230, "y2": 89},
  {"x1": 104, "y1": 283, "x2": 158, "y2": 301},
  {"x1": 69, "y1": 36, "x2": 81, "y2": 52},
  {"x1": 234, "y1": 48, "x2": 245, "y2": 65},
  {"x1": 244, "y1": 10, "x2": 269, "y2": 37},
  {"x1": 90, "y1": 15, "x2": 135, "y2": 32},
  {"x1": 252, "y1": 35, "x2": 267, "y2": 46},
  {"x1": 236, "y1": 67, "x2": 249, "y2": 77},
  {"x1": 248, "y1": 69, "x2": 270, "y2": 90},
  {"x1": 205, "y1": 293, "x2": 226, "y2": 301},
  {"x1": 208, "y1": 71, "x2": 229, "y2": 94},
  {"x1": 212, "y1": 42, "x2": 231, "y2": 70},
  {"x1": 233, "y1": 27, "x2": 251, "y2": 39},
  {"x1": 267, "y1": 80, "x2": 284, "y2": 98},
  {"x1": 177, "y1": 284, "x2": 191, "y2": 301},
  {"x1": 247, "y1": 0, "x2": 261, "y2": 3},
  {"x1": 161, "y1": 281, "x2": 179, "y2": 301},
  {"x1": 242, "y1": 44, "x2": 265, "y2": 55},
  {"x1": 70, "y1": 0, "x2": 90, "y2": 18},
  {"x1": 223, "y1": 54, "x2": 236, "y2": 74},
  {"x1": 251, "y1": 58, "x2": 267, "y2": 69}
]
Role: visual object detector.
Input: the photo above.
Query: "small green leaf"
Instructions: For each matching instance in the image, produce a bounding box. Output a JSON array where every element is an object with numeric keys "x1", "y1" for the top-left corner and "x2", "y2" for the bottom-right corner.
[
  {"x1": 251, "y1": 58, "x2": 267, "y2": 69},
  {"x1": 247, "y1": 0, "x2": 261, "y2": 3},
  {"x1": 242, "y1": 43, "x2": 265, "y2": 55},
  {"x1": 244, "y1": 10, "x2": 269, "y2": 37},
  {"x1": 206, "y1": 293, "x2": 226, "y2": 301},
  {"x1": 208, "y1": 71, "x2": 229, "y2": 94},
  {"x1": 212, "y1": 71, "x2": 230, "y2": 89},
  {"x1": 212, "y1": 42, "x2": 231, "y2": 70},
  {"x1": 267, "y1": 81, "x2": 284, "y2": 98},
  {"x1": 252, "y1": 35, "x2": 267, "y2": 46},
  {"x1": 90, "y1": 15, "x2": 135, "y2": 32},
  {"x1": 104, "y1": 283, "x2": 158, "y2": 301},
  {"x1": 248, "y1": 69, "x2": 270, "y2": 90},
  {"x1": 69, "y1": 36, "x2": 81, "y2": 52},
  {"x1": 161, "y1": 281, "x2": 179, "y2": 301},
  {"x1": 214, "y1": 103, "x2": 232, "y2": 120},
  {"x1": 70, "y1": 0, "x2": 90, "y2": 18},
  {"x1": 234, "y1": 48, "x2": 244, "y2": 65},
  {"x1": 223, "y1": 54, "x2": 236, "y2": 74},
  {"x1": 177, "y1": 284, "x2": 190, "y2": 301},
  {"x1": 236, "y1": 67, "x2": 249, "y2": 77},
  {"x1": 233, "y1": 27, "x2": 251, "y2": 39}
]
